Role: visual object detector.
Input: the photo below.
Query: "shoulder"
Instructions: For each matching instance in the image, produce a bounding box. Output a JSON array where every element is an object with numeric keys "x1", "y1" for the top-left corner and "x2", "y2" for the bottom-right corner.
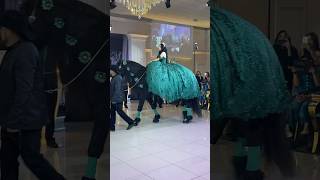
[
  {"x1": 17, "y1": 42, "x2": 38, "y2": 52},
  {"x1": 14, "y1": 41, "x2": 39, "y2": 59}
]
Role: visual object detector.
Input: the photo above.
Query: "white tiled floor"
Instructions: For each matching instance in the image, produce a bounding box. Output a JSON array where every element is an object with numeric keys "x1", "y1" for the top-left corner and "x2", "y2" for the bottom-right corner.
[{"x1": 110, "y1": 101, "x2": 210, "y2": 180}]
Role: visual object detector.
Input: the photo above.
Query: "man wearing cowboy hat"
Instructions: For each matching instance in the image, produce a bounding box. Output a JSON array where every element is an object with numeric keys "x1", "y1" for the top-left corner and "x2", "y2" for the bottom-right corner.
[{"x1": 0, "y1": 10, "x2": 65, "y2": 179}]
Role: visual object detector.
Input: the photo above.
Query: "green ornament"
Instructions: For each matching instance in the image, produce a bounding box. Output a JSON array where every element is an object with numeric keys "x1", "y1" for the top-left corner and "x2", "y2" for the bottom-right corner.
[
  {"x1": 78, "y1": 51, "x2": 92, "y2": 64},
  {"x1": 41, "y1": 0, "x2": 54, "y2": 10},
  {"x1": 95, "y1": 71, "x2": 107, "y2": 83},
  {"x1": 54, "y1": 18, "x2": 65, "y2": 29},
  {"x1": 139, "y1": 84, "x2": 144, "y2": 88},
  {"x1": 65, "y1": 35, "x2": 78, "y2": 46}
]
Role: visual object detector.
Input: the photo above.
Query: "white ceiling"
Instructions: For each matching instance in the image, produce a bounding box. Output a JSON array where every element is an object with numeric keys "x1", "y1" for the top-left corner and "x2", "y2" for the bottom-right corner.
[
  {"x1": 111, "y1": 0, "x2": 210, "y2": 28},
  {"x1": 79, "y1": 0, "x2": 106, "y2": 13}
]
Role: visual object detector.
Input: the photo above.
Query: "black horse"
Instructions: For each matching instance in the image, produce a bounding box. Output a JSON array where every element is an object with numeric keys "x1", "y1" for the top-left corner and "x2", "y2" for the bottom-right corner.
[
  {"x1": 21, "y1": 0, "x2": 107, "y2": 178},
  {"x1": 117, "y1": 59, "x2": 202, "y2": 123}
]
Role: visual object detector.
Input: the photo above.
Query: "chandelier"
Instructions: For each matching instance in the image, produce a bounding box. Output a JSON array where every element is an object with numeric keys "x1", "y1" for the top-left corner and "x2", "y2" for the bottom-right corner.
[{"x1": 116, "y1": 0, "x2": 164, "y2": 19}]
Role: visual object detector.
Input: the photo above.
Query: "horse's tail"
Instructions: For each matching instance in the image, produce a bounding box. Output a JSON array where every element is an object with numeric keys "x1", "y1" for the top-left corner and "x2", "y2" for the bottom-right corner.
[
  {"x1": 189, "y1": 98, "x2": 202, "y2": 117},
  {"x1": 262, "y1": 113, "x2": 296, "y2": 177}
]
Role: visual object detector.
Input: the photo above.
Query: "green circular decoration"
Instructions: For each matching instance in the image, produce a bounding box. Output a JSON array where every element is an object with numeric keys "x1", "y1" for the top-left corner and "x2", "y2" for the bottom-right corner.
[
  {"x1": 126, "y1": 67, "x2": 130, "y2": 71},
  {"x1": 65, "y1": 35, "x2": 78, "y2": 46},
  {"x1": 139, "y1": 84, "x2": 144, "y2": 88},
  {"x1": 78, "y1": 51, "x2": 92, "y2": 64},
  {"x1": 94, "y1": 71, "x2": 107, "y2": 83},
  {"x1": 41, "y1": 0, "x2": 54, "y2": 10},
  {"x1": 54, "y1": 18, "x2": 65, "y2": 29},
  {"x1": 134, "y1": 77, "x2": 139, "y2": 82}
]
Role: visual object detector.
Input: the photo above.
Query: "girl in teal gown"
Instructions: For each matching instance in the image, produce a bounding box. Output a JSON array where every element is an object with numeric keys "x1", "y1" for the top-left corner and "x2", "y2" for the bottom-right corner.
[
  {"x1": 211, "y1": 6, "x2": 295, "y2": 180},
  {"x1": 146, "y1": 43, "x2": 201, "y2": 123},
  {"x1": 146, "y1": 43, "x2": 200, "y2": 103}
]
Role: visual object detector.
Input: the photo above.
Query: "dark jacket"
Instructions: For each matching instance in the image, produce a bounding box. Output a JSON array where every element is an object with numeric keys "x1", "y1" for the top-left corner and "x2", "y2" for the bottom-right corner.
[
  {"x1": 121, "y1": 75, "x2": 128, "y2": 92},
  {"x1": 110, "y1": 74, "x2": 123, "y2": 103},
  {"x1": 0, "y1": 41, "x2": 47, "y2": 130}
]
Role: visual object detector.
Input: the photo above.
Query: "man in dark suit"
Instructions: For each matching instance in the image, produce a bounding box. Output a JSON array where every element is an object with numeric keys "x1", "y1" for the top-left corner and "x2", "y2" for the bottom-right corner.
[{"x1": 0, "y1": 10, "x2": 65, "y2": 180}]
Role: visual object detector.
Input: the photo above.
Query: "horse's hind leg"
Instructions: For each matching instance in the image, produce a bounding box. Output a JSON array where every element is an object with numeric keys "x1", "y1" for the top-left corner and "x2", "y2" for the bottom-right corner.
[
  {"x1": 181, "y1": 100, "x2": 192, "y2": 123},
  {"x1": 242, "y1": 119, "x2": 264, "y2": 180}
]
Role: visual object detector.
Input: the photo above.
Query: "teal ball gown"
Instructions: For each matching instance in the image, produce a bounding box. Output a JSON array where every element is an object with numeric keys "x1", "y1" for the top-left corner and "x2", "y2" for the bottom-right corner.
[
  {"x1": 211, "y1": 7, "x2": 290, "y2": 120},
  {"x1": 146, "y1": 57, "x2": 200, "y2": 103}
]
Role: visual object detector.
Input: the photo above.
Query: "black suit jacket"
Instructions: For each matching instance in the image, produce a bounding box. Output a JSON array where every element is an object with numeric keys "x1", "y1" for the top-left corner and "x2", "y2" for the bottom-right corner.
[{"x1": 0, "y1": 41, "x2": 48, "y2": 130}]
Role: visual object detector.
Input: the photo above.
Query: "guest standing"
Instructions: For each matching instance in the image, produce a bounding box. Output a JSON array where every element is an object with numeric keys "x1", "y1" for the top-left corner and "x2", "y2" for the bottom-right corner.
[
  {"x1": 0, "y1": 10, "x2": 65, "y2": 180},
  {"x1": 273, "y1": 30, "x2": 299, "y2": 92},
  {"x1": 110, "y1": 65, "x2": 135, "y2": 131}
]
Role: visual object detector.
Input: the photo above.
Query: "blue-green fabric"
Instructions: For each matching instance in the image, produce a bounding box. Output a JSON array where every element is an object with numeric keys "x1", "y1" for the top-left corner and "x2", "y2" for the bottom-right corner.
[
  {"x1": 246, "y1": 146, "x2": 262, "y2": 171},
  {"x1": 210, "y1": 8, "x2": 290, "y2": 120},
  {"x1": 146, "y1": 58, "x2": 200, "y2": 102},
  {"x1": 135, "y1": 111, "x2": 141, "y2": 118},
  {"x1": 234, "y1": 137, "x2": 247, "y2": 157}
]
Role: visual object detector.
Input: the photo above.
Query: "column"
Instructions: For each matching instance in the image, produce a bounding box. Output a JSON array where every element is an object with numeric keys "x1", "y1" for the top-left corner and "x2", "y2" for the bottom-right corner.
[{"x1": 127, "y1": 34, "x2": 149, "y2": 66}]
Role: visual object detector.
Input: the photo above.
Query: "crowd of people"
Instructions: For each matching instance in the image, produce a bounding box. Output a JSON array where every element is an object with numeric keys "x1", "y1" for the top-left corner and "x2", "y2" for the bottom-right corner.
[
  {"x1": 274, "y1": 30, "x2": 320, "y2": 152},
  {"x1": 196, "y1": 71, "x2": 211, "y2": 110}
]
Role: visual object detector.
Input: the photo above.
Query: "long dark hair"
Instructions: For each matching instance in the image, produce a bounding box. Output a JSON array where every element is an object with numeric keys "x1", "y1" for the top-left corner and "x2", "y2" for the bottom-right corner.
[
  {"x1": 306, "y1": 32, "x2": 320, "y2": 50},
  {"x1": 302, "y1": 32, "x2": 320, "y2": 62},
  {"x1": 274, "y1": 30, "x2": 292, "y2": 46}
]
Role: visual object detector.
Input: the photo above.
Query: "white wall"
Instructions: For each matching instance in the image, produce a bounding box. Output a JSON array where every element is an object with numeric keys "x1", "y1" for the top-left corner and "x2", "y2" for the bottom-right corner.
[
  {"x1": 79, "y1": 0, "x2": 105, "y2": 13},
  {"x1": 110, "y1": 16, "x2": 210, "y2": 73},
  {"x1": 218, "y1": 0, "x2": 320, "y2": 50},
  {"x1": 217, "y1": 0, "x2": 269, "y2": 35}
]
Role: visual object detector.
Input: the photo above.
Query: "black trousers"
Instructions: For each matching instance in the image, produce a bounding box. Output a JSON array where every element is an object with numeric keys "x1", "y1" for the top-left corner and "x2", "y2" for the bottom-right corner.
[
  {"x1": 45, "y1": 92, "x2": 57, "y2": 141},
  {"x1": 110, "y1": 103, "x2": 134, "y2": 129},
  {"x1": 0, "y1": 128, "x2": 65, "y2": 180},
  {"x1": 123, "y1": 90, "x2": 128, "y2": 106}
]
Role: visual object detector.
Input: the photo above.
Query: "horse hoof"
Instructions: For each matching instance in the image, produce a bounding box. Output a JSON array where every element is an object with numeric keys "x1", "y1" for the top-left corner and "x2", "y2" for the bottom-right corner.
[{"x1": 135, "y1": 118, "x2": 141, "y2": 126}]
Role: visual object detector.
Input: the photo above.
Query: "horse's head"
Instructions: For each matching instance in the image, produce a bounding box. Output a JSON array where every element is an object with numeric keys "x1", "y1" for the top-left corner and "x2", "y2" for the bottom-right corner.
[
  {"x1": 21, "y1": 0, "x2": 106, "y2": 47},
  {"x1": 21, "y1": 0, "x2": 108, "y2": 84},
  {"x1": 117, "y1": 60, "x2": 147, "y2": 90}
]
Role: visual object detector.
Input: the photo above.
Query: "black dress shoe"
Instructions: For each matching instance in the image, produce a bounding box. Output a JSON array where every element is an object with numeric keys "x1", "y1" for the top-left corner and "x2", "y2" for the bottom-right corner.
[
  {"x1": 153, "y1": 114, "x2": 160, "y2": 123},
  {"x1": 82, "y1": 176, "x2": 95, "y2": 180},
  {"x1": 46, "y1": 138, "x2": 61, "y2": 148},
  {"x1": 127, "y1": 123, "x2": 135, "y2": 130}
]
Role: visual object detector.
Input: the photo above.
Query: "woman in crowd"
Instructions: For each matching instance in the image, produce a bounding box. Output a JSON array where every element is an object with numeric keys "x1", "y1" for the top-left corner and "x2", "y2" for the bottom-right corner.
[{"x1": 274, "y1": 30, "x2": 299, "y2": 92}]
